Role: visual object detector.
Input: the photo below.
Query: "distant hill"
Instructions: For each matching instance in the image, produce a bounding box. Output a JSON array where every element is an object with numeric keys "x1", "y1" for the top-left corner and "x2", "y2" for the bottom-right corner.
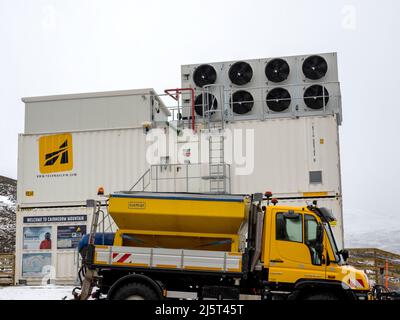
[
  {"x1": 344, "y1": 207, "x2": 400, "y2": 254},
  {"x1": 0, "y1": 175, "x2": 16, "y2": 253}
]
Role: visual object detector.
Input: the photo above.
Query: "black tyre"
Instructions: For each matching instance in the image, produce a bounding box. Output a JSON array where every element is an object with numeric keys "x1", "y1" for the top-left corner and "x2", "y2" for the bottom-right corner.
[
  {"x1": 304, "y1": 292, "x2": 339, "y2": 300},
  {"x1": 112, "y1": 282, "x2": 159, "y2": 300}
]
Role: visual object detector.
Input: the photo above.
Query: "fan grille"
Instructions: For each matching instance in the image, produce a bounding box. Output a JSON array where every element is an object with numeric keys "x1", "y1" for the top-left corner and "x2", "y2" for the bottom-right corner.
[
  {"x1": 194, "y1": 93, "x2": 218, "y2": 116},
  {"x1": 265, "y1": 58, "x2": 290, "y2": 83},
  {"x1": 193, "y1": 64, "x2": 217, "y2": 88},
  {"x1": 302, "y1": 55, "x2": 328, "y2": 80},
  {"x1": 230, "y1": 90, "x2": 254, "y2": 114},
  {"x1": 266, "y1": 88, "x2": 291, "y2": 112},
  {"x1": 229, "y1": 61, "x2": 253, "y2": 85},
  {"x1": 303, "y1": 85, "x2": 329, "y2": 109}
]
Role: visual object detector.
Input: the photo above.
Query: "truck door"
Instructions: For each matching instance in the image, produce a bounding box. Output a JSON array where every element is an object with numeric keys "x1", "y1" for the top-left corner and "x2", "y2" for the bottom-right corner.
[{"x1": 268, "y1": 210, "x2": 326, "y2": 284}]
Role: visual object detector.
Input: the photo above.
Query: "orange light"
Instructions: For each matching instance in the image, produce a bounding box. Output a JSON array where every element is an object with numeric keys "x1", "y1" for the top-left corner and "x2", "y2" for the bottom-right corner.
[{"x1": 97, "y1": 187, "x2": 105, "y2": 195}]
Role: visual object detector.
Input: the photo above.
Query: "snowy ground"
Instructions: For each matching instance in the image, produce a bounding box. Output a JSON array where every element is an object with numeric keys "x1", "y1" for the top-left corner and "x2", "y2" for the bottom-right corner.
[
  {"x1": 0, "y1": 285, "x2": 75, "y2": 300},
  {"x1": 0, "y1": 195, "x2": 14, "y2": 207}
]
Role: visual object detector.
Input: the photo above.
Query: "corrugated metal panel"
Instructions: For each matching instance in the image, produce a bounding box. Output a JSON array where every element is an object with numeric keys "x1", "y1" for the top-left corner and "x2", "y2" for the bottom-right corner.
[
  {"x1": 223, "y1": 115, "x2": 341, "y2": 197},
  {"x1": 273, "y1": 197, "x2": 344, "y2": 250},
  {"x1": 23, "y1": 88, "x2": 170, "y2": 134},
  {"x1": 17, "y1": 127, "x2": 157, "y2": 207},
  {"x1": 15, "y1": 206, "x2": 115, "y2": 285}
]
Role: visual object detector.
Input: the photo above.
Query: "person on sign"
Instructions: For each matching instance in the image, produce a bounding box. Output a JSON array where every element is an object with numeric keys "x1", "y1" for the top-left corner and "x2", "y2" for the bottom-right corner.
[{"x1": 40, "y1": 232, "x2": 52, "y2": 249}]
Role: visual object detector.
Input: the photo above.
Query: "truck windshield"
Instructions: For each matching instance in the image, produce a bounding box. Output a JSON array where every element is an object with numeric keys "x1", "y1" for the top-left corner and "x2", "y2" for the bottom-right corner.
[{"x1": 323, "y1": 222, "x2": 342, "y2": 264}]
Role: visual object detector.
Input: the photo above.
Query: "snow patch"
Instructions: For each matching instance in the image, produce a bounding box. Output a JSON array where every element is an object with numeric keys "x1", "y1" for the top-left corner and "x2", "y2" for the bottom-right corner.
[
  {"x1": 0, "y1": 195, "x2": 14, "y2": 207},
  {"x1": 0, "y1": 285, "x2": 75, "y2": 300}
]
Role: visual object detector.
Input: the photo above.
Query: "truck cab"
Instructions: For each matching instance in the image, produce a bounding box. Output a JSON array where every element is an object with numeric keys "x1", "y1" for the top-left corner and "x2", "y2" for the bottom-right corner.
[{"x1": 258, "y1": 202, "x2": 370, "y2": 300}]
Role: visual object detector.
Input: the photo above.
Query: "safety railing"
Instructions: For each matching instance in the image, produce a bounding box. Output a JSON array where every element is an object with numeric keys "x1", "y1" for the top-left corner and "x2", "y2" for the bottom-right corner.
[
  {"x1": 129, "y1": 168, "x2": 151, "y2": 191},
  {"x1": 348, "y1": 248, "x2": 400, "y2": 290},
  {"x1": 150, "y1": 163, "x2": 231, "y2": 194},
  {"x1": 160, "y1": 82, "x2": 342, "y2": 127}
]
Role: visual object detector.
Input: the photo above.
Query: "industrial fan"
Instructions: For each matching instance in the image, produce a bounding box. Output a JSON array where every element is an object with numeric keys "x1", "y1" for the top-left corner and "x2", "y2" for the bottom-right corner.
[
  {"x1": 194, "y1": 93, "x2": 218, "y2": 116},
  {"x1": 302, "y1": 55, "x2": 328, "y2": 80},
  {"x1": 303, "y1": 85, "x2": 329, "y2": 109},
  {"x1": 229, "y1": 61, "x2": 253, "y2": 85},
  {"x1": 230, "y1": 90, "x2": 254, "y2": 114},
  {"x1": 266, "y1": 88, "x2": 291, "y2": 112},
  {"x1": 193, "y1": 64, "x2": 217, "y2": 88},
  {"x1": 265, "y1": 58, "x2": 290, "y2": 82}
]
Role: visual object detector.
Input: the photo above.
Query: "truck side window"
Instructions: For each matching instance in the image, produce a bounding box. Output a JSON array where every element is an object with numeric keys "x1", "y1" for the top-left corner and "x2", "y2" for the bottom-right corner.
[
  {"x1": 276, "y1": 213, "x2": 302, "y2": 243},
  {"x1": 305, "y1": 215, "x2": 322, "y2": 265}
]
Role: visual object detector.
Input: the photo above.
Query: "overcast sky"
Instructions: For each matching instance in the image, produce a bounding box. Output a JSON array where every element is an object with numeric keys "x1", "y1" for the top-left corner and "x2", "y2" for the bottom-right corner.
[{"x1": 1, "y1": 0, "x2": 400, "y2": 237}]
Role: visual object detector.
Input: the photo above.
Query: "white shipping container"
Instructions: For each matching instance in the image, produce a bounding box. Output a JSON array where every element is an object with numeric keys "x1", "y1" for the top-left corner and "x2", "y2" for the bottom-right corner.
[
  {"x1": 17, "y1": 127, "x2": 167, "y2": 207},
  {"x1": 23, "y1": 88, "x2": 170, "y2": 134},
  {"x1": 15, "y1": 205, "x2": 115, "y2": 285},
  {"x1": 223, "y1": 115, "x2": 341, "y2": 197},
  {"x1": 165, "y1": 115, "x2": 342, "y2": 197}
]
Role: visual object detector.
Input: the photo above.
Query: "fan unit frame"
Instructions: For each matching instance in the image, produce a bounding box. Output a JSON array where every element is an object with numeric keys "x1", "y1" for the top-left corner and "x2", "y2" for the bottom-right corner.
[
  {"x1": 297, "y1": 82, "x2": 342, "y2": 119},
  {"x1": 226, "y1": 87, "x2": 263, "y2": 121},
  {"x1": 298, "y1": 52, "x2": 338, "y2": 84},
  {"x1": 180, "y1": 52, "x2": 341, "y2": 123},
  {"x1": 263, "y1": 56, "x2": 297, "y2": 86},
  {"x1": 181, "y1": 63, "x2": 228, "y2": 120},
  {"x1": 227, "y1": 60, "x2": 261, "y2": 88},
  {"x1": 264, "y1": 86, "x2": 294, "y2": 115}
]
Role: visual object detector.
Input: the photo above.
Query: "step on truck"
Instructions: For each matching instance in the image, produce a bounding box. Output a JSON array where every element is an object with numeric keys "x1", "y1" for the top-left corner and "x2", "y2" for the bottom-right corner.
[{"x1": 74, "y1": 191, "x2": 370, "y2": 300}]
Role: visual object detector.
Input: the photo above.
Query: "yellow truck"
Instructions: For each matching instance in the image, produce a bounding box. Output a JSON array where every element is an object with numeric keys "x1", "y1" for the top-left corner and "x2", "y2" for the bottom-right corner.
[{"x1": 74, "y1": 191, "x2": 370, "y2": 300}]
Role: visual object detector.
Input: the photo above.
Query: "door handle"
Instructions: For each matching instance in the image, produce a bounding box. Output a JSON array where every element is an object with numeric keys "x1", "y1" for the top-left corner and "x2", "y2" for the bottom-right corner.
[{"x1": 270, "y1": 259, "x2": 284, "y2": 263}]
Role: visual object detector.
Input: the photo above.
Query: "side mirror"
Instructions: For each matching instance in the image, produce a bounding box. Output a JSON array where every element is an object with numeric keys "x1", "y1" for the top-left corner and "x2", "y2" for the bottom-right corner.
[
  {"x1": 315, "y1": 242, "x2": 324, "y2": 254},
  {"x1": 315, "y1": 223, "x2": 324, "y2": 255},
  {"x1": 339, "y1": 249, "x2": 349, "y2": 261}
]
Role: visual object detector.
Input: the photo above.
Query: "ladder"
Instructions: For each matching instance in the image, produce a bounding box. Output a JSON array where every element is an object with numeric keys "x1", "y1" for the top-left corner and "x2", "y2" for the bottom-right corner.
[
  {"x1": 208, "y1": 130, "x2": 226, "y2": 193},
  {"x1": 202, "y1": 85, "x2": 229, "y2": 194}
]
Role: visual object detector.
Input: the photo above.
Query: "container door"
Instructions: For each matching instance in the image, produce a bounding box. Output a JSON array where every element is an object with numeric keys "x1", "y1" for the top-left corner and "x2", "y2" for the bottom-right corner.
[
  {"x1": 56, "y1": 251, "x2": 79, "y2": 283},
  {"x1": 268, "y1": 210, "x2": 326, "y2": 284}
]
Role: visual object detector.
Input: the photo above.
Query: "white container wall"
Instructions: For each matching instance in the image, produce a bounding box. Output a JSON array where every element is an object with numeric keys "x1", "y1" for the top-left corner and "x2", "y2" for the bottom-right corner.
[
  {"x1": 15, "y1": 205, "x2": 116, "y2": 285},
  {"x1": 23, "y1": 88, "x2": 170, "y2": 134},
  {"x1": 17, "y1": 127, "x2": 168, "y2": 207},
  {"x1": 143, "y1": 115, "x2": 341, "y2": 197},
  {"x1": 271, "y1": 196, "x2": 344, "y2": 249},
  {"x1": 224, "y1": 115, "x2": 341, "y2": 197}
]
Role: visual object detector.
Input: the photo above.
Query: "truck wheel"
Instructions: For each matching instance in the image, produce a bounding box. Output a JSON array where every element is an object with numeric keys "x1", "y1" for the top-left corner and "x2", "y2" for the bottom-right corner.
[
  {"x1": 112, "y1": 282, "x2": 159, "y2": 300},
  {"x1": 304, "y1": 292, "x2": 339, "y2": 300}
]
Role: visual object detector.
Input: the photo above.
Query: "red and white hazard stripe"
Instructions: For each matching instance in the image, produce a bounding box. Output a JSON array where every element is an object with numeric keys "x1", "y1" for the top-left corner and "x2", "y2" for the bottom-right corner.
[
  {"x1": 348, "y1": 278, "x2": 365, "y2": 289},
  {"x1": 112, "y1": 252, "x2": 133, "y2": 263}
]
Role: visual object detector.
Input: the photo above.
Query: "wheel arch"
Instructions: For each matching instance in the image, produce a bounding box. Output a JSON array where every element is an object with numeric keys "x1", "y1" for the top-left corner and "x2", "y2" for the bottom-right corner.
[
  {"x1": 293, "y1": 279, "x2": 354, "y2": 300},
  {"x1": 107, "y1": 274, "x2": 164, "y2": 300}
]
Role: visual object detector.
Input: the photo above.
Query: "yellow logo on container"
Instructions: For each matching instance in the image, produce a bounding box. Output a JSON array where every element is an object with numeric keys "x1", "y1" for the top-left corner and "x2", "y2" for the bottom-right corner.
[{"x1": 39, "y1": 133, "x2": 73, "y2": 174}]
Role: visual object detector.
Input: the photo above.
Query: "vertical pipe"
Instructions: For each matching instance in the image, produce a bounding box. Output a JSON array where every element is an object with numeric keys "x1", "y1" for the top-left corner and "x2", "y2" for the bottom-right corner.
[
  {"x1": 191, "y1": 89, "x2": 195, "y2": 131},
  {"x1": 186, "y1": 164, "x2": 189, "y2": 192}
]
